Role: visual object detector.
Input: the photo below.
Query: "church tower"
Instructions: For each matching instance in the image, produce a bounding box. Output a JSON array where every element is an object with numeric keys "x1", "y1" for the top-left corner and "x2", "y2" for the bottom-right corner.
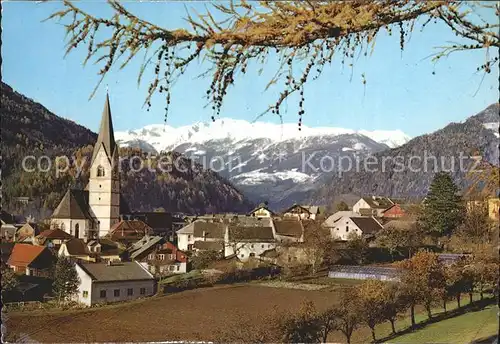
[{"x1": 89, "y1": 94, "x2": 120, "y2": 237}]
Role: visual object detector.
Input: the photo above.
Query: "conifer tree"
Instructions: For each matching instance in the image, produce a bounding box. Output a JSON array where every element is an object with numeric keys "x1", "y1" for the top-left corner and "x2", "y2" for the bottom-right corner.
[
  {"x1": 419, "y1": 172, "x2": 464, "y2": 236},
  {"x1": 52, "y1": 257, "x2": 80, "y2": 305}
]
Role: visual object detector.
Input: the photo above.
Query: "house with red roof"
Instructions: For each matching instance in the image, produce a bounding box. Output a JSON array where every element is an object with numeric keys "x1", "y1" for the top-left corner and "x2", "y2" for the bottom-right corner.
[{"x1": 7, "y1": 243, "x2": 55, "y2": 277}]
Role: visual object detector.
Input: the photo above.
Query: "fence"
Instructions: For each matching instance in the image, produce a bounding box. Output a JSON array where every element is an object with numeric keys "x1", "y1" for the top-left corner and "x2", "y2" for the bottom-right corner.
[
  {"x1": 328, "y1": 265, "x2": 402, "y2": 282},
  {"x1": 4, "y1": 301, "x2": 43, "y2": 310}
]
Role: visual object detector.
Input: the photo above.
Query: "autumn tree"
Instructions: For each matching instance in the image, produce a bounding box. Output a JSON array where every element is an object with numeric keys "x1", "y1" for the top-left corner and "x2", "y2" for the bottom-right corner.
[
  {"x1": 48, "y1": 1, "x2": 499, "y2": 126},
  {"x1": 335, "y1": 201, "x2": 349, "y2": 212},
  {"x1": 376, "y1": 221, "x2": 424, "y2": 258},
  {"x1": 52, "y1": 257, "x2": 80, "y2": 305},
  {"x1": 279, "y1": 300, "x2": 323, "y2": 343},
  {"x1": 332, "y1": 288, "x2": 363, "y2": 344},
  {"x1": 397, "y1": 251, "x2": 446, "y2": 324},
  {"x1": 451, "y1": 204, "x2": 496, "y2": 252},
  {"x1": 303, "y1": 221, "x2": 335, "y2": 273},
  {"x1": 190, "y1": 250, "x2": 220, "y2": 270},
  {"x1": 419, "y1": 172, "x2": 464, "y2": 237},
  {"x1": 356, "y1": 279, "x2": 388, "y2": 341},
  {"x1": 380, "y1": 283, "x2": 408, "y2": 334},
  {"x1": 345, "y1": 232, "x2": 370, "y2": 265}
]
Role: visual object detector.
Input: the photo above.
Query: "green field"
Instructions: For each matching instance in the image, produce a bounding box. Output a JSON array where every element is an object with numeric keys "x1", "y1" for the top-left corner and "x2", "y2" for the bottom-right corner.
[{"x1": 387, "y1": 306, "x2": 498, "y2": 344}]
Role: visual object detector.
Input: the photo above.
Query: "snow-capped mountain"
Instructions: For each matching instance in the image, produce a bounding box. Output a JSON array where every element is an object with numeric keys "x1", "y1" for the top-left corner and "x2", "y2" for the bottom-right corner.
[{"x1": 116, "y1": 118, "x2": 411, "y2": 208}]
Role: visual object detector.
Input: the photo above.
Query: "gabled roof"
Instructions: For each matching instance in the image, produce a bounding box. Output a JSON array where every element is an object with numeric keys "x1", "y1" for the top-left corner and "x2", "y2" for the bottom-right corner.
[
  {"x1": 273, "y1": 219, "x2": 303, "y2": 238},
  {"x1": 129, "y1": 236, "x2": 164, "y2": 260},
  {"x1": 361, "y1": 197, "x2": 394, "y2": 209},
  {"x1": 38, "y1": 228, "x2": 74, "y2": 240},
  {"x1": 248, "y1": 203, "x2": 276, "y2": 216},
  {"x1": 63, "y1": 238, "x2": 122, "y2": 256},
  {"x1": 227, "y1": 225, "x2": 274, "y2": 242},
  {"x1": 91, "y1": 94, "x2": 117, "y2": 165},
  {"x1": 108, "y1": 220, "x2": 151, "y2": 242},
  {"x1": 323, "y1": 211, "x2": 360, "y2": 227},
  {"x1": 192, "y1": 222, "x2": 225, "y2": 239},
  {"x1": 350, "y1": 217, "x2": 383, "y2": 234},
  {"x1": 52, "y1": 189, "x2": 94, "y2": 220},
  {"x1": 7, "y1": 244, "x2": 48, "y2": 267},
  {"x1": 77, "y1": 261, "x2": 154, "y2": 282}
]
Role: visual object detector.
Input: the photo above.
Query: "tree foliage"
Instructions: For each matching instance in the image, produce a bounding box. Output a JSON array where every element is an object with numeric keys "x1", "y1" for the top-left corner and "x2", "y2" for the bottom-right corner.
[
  {"x1": 376, "y1": 221, "x2": 424, "y2": 258},
  {"x1": 1, "y1": 267, "x2": 20, "y2": 293},
  {"x1": 419, "y1": 172, "x2": 464, "y2": 236},
  {"x1": 47, "y1": 1, "x2": 499, "y2": 125},
  {"x1": 52, "y1": 257, "x2": 80, "y2": 304}
]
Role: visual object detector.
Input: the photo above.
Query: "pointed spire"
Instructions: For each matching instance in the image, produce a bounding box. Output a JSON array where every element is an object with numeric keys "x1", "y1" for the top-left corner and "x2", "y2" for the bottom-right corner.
[{"x1": 91, "y1": 93, "x2": 117, "y2": 164}]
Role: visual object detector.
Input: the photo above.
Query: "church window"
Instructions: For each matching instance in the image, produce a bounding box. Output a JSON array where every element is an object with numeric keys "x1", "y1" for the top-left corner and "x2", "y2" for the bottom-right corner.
[
  {"x1": 60, "y1": 223, "x2": 66, "y2": 231},
  {"x1": 75, "y1": 223, "x2": 80, "y2": 238},
  {"x1": 97, "y1": 166, "x2": 105, "y2": 177}
]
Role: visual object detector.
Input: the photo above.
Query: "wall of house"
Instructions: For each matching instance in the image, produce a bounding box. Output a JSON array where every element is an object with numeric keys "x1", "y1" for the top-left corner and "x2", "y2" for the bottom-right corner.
[
  {"x1": 177, "y1": 233, "x2": 194, "y2": 251},
  {"x1": 225, "y1": 242, "x2": 275, "y2": 261},
  {"x1": 90, "y1": 279, "x2": 155, "y2": 305},
  {"x1": 274, "y1": 234, "x2": 303, "y2": 244},
  {"x1": 331, "y1": 217, "x2": 362, "y2": 240},
  {"x1": 352, "y1": 199, "x2": 370, "y2": 214},
  {"x1": 75, "y1": 264, "x2": 94, "y2": 306}
]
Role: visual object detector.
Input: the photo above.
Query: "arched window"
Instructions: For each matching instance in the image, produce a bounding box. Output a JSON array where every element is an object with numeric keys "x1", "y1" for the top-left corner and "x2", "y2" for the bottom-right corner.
[
  {"x1": 97, "y1": 165, "x2": 105, "y2": 177},
  {"x1": 75, "y1": 223, "x2": 80, "y2": 238},
  {"x1": 60, "y1": 222, "x2": 66, "y2": 231}
]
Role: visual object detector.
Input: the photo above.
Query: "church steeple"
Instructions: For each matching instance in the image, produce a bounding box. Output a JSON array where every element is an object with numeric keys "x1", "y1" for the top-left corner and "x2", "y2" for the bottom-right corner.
[{"x1": 91, "y1": 93, "x2": 117, "y2": 165}]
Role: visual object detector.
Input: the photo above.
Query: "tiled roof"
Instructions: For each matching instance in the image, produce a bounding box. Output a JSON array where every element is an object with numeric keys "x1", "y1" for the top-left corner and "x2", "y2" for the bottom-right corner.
[
  {"x1": 64, "y1": 238, "x2": 90, "y2": 256},
  {"x1": 7, "y1": 244, "x2": 47, "y2": 267},
  {"x1": 129, "y1": 236, "x2": 164, "y2": 260},
  {"x1": 78, "y1": 261, "x2": 154, "y2": 282},
  {"x1": 193, "y1": 241, "x2": 224, "y2": 251},
  {"x1": 323, "y1": 211, "x2": 360, "y2": 227},
  {"x1": 192, "y1": 222, "x2": 225, "y2": 239},
  {"x1": 350, "y1": 217, "x2": 384, "y2": 234},
  {"x1": 273, "y1": 220, "x2": 303, "y2": 238},
  {"x1": 109, "y1": 220, "x2": 152, "y2": 241},
  {"x1": 38, "y1": 228, "x2": 74, "y2": 240},
  {"x1": 227, "y1": 225, "x2": 274, "y2": 242},
  {"x1": 361, "y1": 197, "x2": 394, "y2": 209},
  {"x1": 51, "y1": 189, "x2": 94, "y2": 220}
]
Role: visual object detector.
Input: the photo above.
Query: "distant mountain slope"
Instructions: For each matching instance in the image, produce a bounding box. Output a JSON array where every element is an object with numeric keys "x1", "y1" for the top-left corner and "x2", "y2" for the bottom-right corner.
[
  {"x1": 116, "y1": 118, "x2": 411, "y2": 208},
  {"x1": 1, "y1": 82, "x2": 252, "y2": 218},
  {"x1": 311, "y1": 103, "x2": 500, "y2": 205}
]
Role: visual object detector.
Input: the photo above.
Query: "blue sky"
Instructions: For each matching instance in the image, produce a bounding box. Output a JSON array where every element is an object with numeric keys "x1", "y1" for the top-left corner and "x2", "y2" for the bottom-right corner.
[{"x1": 2, "y1": 2, "x2": 498, "y2": 137}]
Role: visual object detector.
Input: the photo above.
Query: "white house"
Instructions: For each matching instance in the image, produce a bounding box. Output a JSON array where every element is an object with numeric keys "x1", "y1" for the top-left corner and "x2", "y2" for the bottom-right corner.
[
  {"x1": 322, "y1": 211, "x2": 360, "y2": 228},
  {"x1": 248, "y1": 203, "x2": 275, "y2": 218},
  {"x1": 328, "y1": 215, "x2": 383, "y2": 241},
  {"x1": 352, "y1": 196, "x2": 394, "y2": 217},
  {"x1": 224, "y1": 225, "x2": 276, "y2": 261},
  {"x1": 74, "y1": 261, "x2": 155, "y2": 306}
]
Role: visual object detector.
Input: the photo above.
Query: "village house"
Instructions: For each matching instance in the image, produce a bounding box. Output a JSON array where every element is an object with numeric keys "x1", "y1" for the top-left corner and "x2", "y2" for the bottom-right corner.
[
  {"x1": 272, "y1": 218, "x2": 304, "y2": 243},
  {"x1": 177, "y1": 221, "x2": 225, "y2": 252},
  {"x1": 74, "y1": 261, "x2": 155, "y2": 306},
  {"x1": 225, "y1": 225, "x2": 276, "y2": 261},
  {"x1": 15, "y1": 222, "x2": 42, "y2": 242},
  {"x1": 248, "y1": 203, "x2": 276, "y2": 218},
  {"x1": 120, "y1": 212, "x2": 174, "y2": 240},
  {"x1": 322, "y1": 211, "x2": 361, "y2": 228},
  {"x1": 128, "y1": 236, "x2": 188, "y2": 274},
  {"x1": 381, "y1": 203, "x2": 407, "y2": 219},
  {"x1": 352, "y1": 196, "x2": 395, "y2": 217},
  {"x1": 107, "y1": 220, "x2": 152, "y2": 245},
  {"x1": 58, "y1": 238, "x2": 122, "y2": 262},
  {"x1": 282, "y1": 204, "x2": 321, "y2": 220},
  {"x1": 7, "y1": 243, "x2": 55, "y2": 277},
  {"x1": 327, "y1": 215, "x2": 384, "y2": 241},
  {"x1": 34, "y1": 228, "x2": 74, "y2": 249}
]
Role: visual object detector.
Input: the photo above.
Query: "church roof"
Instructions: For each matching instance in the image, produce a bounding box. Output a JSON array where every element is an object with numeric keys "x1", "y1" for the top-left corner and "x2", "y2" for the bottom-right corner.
[
  {"x1": 91, "y1": 94, "x2": 117, "y2": 165},
  {"x1": 52, "y1": 189, "x2": 95, "y2": 220}
]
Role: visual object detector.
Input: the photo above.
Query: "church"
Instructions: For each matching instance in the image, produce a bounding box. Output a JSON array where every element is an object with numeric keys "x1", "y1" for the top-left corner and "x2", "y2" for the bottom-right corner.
[{"x1": 51, "y1": 94, "x2": 128, "y2": 239}]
